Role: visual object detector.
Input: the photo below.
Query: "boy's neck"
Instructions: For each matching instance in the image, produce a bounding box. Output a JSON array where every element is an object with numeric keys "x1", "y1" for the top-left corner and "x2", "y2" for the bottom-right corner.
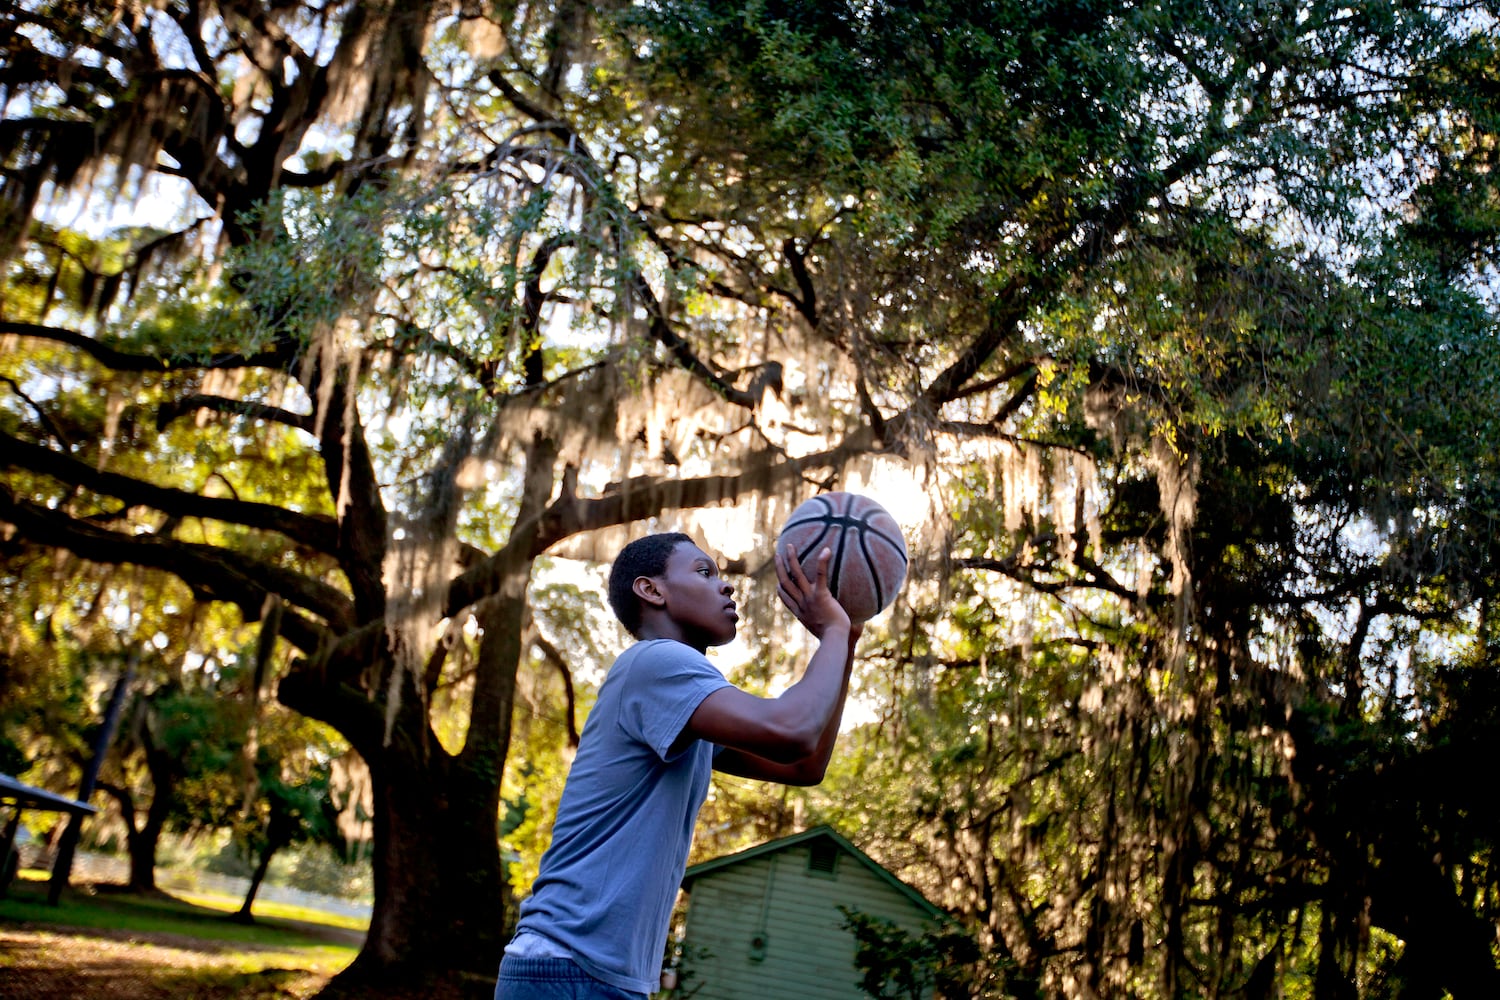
[{"x1": 638, "y1": 617, "x2": 708, "y2": 653}]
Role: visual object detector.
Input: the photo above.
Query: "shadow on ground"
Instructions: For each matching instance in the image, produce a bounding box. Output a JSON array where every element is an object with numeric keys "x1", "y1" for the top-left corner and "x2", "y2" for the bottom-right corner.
[
  {"x1": 0, "y1": 880, "x2": 365, "y2": 999},
  {"x1": 0, "y1": 880, "x2": 500, "y2": 999},
  {"x1": 0, "y1": 926, "x2": 328, "y2": 999}
]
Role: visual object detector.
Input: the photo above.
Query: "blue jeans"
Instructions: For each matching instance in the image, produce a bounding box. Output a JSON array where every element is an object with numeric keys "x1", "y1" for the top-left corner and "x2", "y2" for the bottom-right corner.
[{"x1": 494, "y1": 956, "x2": 648, "y2": 1000}]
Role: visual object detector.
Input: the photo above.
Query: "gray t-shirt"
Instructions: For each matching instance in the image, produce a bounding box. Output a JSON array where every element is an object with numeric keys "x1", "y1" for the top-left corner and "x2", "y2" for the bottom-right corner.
[{"x1": 512, "y1": 638, "x2": 732, "y2": 994}]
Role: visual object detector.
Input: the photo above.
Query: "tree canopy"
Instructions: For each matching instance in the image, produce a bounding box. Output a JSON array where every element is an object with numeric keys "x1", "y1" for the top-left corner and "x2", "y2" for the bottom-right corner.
[{"x1": 3, "y1": 1, "x2": 1499, "y2": 995}]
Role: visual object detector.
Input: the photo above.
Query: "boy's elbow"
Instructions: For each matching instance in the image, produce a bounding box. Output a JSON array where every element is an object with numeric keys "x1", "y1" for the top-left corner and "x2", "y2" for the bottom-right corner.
[
  {"x1": 761, "y1": 733, "x2": 820, "y2": 765},
  {"x1": 785, "y1": 760, "x2": 830, "y2": 786},
  {"x1": 781, "y1": 740, "x2": 834, "y2": 785},
  {"x1": 789, "y1": 730, "x2": 823, "y2": 762}
]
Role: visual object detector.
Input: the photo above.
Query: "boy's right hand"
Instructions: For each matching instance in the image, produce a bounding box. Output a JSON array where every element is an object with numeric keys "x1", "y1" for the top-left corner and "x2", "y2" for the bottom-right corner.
[{"x1": 776, "y1": 544, "x2": 852, "y2": 641}]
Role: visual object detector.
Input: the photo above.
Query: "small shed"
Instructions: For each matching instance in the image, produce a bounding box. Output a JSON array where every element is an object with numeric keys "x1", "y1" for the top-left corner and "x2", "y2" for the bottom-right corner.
[{"x1": 674, "y1": 825, "x2": 944, "y2": 1000}]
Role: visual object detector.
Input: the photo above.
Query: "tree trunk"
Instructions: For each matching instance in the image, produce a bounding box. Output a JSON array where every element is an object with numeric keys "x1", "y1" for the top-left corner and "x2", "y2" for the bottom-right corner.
[
  {"x1": 281, "y1": 660, "x2": 513, "y2": 998},
  {"x1": 125, "y1": 815, "x2": 162, "y2": 893},
  {"x1": 127, "y1": 731, "x2": 178, "y2": 893},
  {"x1": 279, "y1": 426, "x2": 543, "y2": 997},
  {"x1": 370, "y1": 754, "x2": 505, "y2": 969},
  {"x1": 309, "y1": 743, "x2": 508, "y2": 999},
  {"x1": 235, "y1": 840, "x2": 281, "y2": 923},
  {"x1": 1366, "y1": 842, "x2": 1500, "y2": 998},
  {"x1": 99, "y1": 777, "x2": 171, "y2": 895}
]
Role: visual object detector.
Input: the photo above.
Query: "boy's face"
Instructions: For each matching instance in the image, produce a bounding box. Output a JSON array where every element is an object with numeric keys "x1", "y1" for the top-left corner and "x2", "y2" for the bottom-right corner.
[{"x1": 647, "y1": 541, "x2": 739, "y2": 649}]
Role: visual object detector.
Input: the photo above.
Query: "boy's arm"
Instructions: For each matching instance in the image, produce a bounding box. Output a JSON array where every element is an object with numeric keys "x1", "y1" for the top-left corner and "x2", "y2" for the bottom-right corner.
[
  {"x1": 676, "y1": 547, "x2": 860, "y2": 785},
  {"x1": 709, "y1": 627, "x2": 861, "y2": 786}
]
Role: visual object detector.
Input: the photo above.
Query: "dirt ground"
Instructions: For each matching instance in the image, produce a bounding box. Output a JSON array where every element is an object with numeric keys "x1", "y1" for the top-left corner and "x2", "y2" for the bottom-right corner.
[{"x1": 0, "y1": 924, "x2": 332, "y2": 1000}]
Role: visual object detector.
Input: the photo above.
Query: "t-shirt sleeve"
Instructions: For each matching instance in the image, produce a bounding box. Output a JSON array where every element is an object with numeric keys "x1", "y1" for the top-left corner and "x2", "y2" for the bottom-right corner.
[{"x1": 617, "y1": 641, "x2": 732, "y2": 761}]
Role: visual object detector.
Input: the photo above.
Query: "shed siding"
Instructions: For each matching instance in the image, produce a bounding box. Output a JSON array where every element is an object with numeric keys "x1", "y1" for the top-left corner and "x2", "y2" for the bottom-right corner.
[{"x1": 679, "y1": 844, "x2": 936, "y2": 1000}]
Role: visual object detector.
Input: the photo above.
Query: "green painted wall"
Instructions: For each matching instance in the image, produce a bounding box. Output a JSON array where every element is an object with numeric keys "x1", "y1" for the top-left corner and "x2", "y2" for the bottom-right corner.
[{"x1": 677, "y1": 842, "x2": 936, "y2": 1000}]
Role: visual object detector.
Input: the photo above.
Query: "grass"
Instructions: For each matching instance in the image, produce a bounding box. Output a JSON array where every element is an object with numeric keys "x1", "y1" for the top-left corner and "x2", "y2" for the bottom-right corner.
[
  {"x1": 0, "y1": 874, "x2": 363, "y2": 997},
  {"x1": 170, "y1": 887, "x2": 371, "y2": 933},
  {"x1": 4, "y1": 882, "x2": 357, "y2": 959}
]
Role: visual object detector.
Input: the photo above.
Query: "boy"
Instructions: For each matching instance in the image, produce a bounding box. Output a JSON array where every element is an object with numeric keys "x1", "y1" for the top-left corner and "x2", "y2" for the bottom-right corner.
[{"x1": 496, "y1": 531, "x2": 859, "y2": 999}]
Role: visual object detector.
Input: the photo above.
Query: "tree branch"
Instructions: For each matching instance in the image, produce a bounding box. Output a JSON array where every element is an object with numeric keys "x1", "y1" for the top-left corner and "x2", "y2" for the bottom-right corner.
[
  {"x1": 956, "y1": 535, "x2": 1140, "y2": 603},
  {"x1": 913, "y1": 271, "x2": 1036, "y2": 413},
  {"x1": 300, "y1": 360, "x2": 388, "y2": 621},
  {"x1": 780, "y1": 236, "x2": 819, "y2": 326},
  {"x1": 630, "y1": 273, "x2": 770, "y2": 409},
  {"x1": 0, "y1": 429, "x2": 339, "y2": 555},
  {"x1": 0, "y1": 375, "x2": 73, "y2": 447},
  {"x1": 0, "y1": 484, "x2": 346, "y2": 646},
  {"x1": 530, "y1": 632, "x2": 580, "y2": 748},
  {"x1": 443, "y1": 440, "x2": 864, "y2": 616},
  {"x1": 0, "y1": 321, "x2": 298, "y2": 372},
  {"x1": 156, "y1": 395, "x2": 317, "y2": 434},
  {"x1": 459, "y1": 433, "x2": 559, "y2": 768}
]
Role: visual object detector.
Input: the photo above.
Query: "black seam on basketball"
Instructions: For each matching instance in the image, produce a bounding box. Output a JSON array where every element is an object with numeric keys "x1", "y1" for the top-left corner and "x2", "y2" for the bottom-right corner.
[
  {"x1": 859, "y1": 526, "x2": 908, "y2": 565},
  {"x1": 857, "y1": 529, "x2": 885, "y2": 612},
  {"x1": 781, "y1": 510, "x2": 840, "y2": 531},
  {"x1": 784, "y1": 496, "x2": 836, "y2": 529},
  {"x1": 829, "y1": 518, "x2": 849, "y2": 598},
  {"x1": 864, "y1": 531, "x2": 909, "y2": 568},
  {"x1": 787, "y1": 514, "x2": 874, "y2": 532},
  {"x1": 795, "y1": 523, "x2": 834, "y2": 566}
]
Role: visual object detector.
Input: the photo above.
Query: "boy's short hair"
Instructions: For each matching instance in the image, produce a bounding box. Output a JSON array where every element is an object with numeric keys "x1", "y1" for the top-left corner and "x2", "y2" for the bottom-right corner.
[{"x1": 608, "y1": 532, "x2": 694, "y2": 637}]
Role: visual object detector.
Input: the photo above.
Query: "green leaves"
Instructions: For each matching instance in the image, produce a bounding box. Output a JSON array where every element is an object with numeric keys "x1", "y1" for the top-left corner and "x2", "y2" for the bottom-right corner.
[
  {"x1": 841, "y1": 908, "x2": 995, "y2": 1000},
  {"x1": 6, "y1": 2, "x2": 1500, "y2": 989}
]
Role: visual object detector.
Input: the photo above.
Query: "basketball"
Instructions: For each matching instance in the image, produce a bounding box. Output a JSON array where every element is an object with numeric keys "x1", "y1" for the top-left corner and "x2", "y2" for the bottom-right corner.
[{"x1": 777, "y1": 492, "x2": 909, "y2": 622}]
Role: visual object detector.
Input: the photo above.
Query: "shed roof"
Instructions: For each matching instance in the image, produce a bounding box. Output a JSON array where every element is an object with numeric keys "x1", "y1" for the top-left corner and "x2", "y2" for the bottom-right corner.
[
  {"x1": 683, "y1": 825, "x2": 944, "y2": 921},
  {"x1": 0, "y1": 774, "x2": 97, "y2": 815}
]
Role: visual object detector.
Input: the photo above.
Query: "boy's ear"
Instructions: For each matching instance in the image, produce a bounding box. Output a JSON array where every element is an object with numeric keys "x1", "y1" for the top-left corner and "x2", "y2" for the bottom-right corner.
[{"x1": 632, "y1": 575, "x2": 666, "y2": 609}]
